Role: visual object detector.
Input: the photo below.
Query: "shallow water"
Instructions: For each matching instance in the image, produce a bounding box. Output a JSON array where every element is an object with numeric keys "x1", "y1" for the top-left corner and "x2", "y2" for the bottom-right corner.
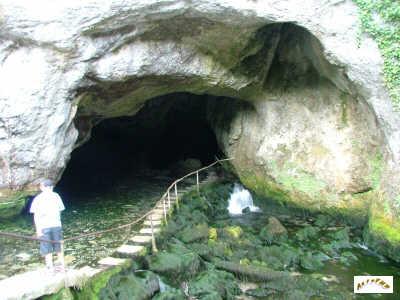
[
  {"x1": 230, "y1": 195, "x2": 400, "y2": 299},
  {"x1": 0, "y1": 171, "x2": 197, "y2": 278}
]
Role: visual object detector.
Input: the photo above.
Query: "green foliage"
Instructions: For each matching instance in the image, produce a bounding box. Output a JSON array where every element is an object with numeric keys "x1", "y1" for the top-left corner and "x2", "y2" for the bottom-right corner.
[{"x1": 354, "y1": 0, "x2": 400, "y2": 108}]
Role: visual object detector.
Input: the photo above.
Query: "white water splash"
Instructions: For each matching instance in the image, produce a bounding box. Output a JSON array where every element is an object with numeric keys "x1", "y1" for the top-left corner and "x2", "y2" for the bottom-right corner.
[{"x1": 227, "y1": 183, "x2": 261, "y2": 215}]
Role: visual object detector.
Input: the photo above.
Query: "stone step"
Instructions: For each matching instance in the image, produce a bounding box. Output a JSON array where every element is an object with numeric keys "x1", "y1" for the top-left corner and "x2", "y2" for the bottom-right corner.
[
  {"x1": 143, "y1": 220, "x2": 162, "y2": 226},
  {"x1": 0, "y1": 266, "x2": 102, "y2": 300},
  {"x1": 116, "y1": 244, "x2": 145, "y2": 255},
  {"x1": 139, "y1": 227, "x2": 160, "y2": 235},
  {"x1": 98, "y1": 257, "x2": 128, "y2": 267},
  {"x1": 155, "y1": 202, "x2": 175, "y2": 209},
  {"x1": 130, "y1": 235, "x2": 153, "y2": 244},
  {"x1": 147, "y1": 213, "x2": 164, "y2": 221}
]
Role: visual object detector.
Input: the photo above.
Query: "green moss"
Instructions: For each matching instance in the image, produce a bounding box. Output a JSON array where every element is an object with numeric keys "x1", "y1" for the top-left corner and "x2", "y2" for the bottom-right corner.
[
  {"x1": 368, "y1": 151, "x2": 383, "y2": 189},
  {"x1": 223, "y1": 226, "x2": 243, "y2": 239},
  {"x1": 208, "y1": 227, "x2": 218, "y2": 242},
  {"x1": 42, "y1": 288, "x2": 74, "y2": 300},
  {"x1": 73, "y1": 260, "x2": 132, "y2": 300},
  {"x1": 238, "y1": 169, "x2": 370, "y2": 226},
  {"x1": 277, "y1": 169, "x2": 327, "y2": 197},
  {"x1": 354, "y1": 0, "x2": 400, "y2": 108},
  {"x1": 267, "y1": 161, "x2": 327, "y2": 197},
  {"x1": 364, "y1": 199, "x2": 400, "y2": 261},
  {"x1": 0, "y1": 191, "x2": 29, "y2": 219},
  {"x1": 368, "y1": 201, "x2": 400, "y2": 245}
]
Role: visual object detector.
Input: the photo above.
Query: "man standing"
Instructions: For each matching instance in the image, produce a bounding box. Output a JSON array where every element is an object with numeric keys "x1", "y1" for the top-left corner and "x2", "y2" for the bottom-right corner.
[{"x1": 30, "y1": 179, "x2": 65, "y2": 272}]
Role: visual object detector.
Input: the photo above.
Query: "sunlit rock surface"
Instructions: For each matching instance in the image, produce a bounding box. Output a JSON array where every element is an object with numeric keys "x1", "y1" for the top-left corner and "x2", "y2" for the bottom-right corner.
[{"x1": 1, "y1": 0, "x2": 400, "y2": 258}]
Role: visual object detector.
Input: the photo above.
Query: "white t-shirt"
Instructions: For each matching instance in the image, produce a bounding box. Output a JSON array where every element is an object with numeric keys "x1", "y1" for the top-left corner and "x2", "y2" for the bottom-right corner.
[{"x1": 30, "y1": 190, "x2": 65, "y2": 229}]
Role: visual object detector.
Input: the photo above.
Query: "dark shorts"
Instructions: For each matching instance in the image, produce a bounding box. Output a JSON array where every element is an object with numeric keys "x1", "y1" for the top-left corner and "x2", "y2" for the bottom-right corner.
[{"x1": 39, "y1": 227, "x2": 63, "y2": 256}]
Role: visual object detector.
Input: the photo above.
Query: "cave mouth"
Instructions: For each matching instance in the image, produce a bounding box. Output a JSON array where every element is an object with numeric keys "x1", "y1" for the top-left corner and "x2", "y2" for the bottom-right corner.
[{"x1": 57, "y1": 93, "x2": 245, "y2": 197}]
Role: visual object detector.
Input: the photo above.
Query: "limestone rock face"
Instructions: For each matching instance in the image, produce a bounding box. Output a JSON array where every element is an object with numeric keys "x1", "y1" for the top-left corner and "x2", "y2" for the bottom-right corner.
[{"x1": 1, "y1": 0, "x2": 400, "y2": 256}]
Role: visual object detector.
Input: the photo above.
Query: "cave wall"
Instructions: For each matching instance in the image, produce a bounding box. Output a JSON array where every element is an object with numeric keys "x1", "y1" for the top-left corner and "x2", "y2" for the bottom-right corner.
[{"x1": 1, "y1": 0, "x2": 400, "y2": 259}]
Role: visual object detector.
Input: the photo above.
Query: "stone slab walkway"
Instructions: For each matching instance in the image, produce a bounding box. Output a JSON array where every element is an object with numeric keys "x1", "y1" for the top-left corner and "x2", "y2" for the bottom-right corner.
[
  {"x1": 0, "y1": 171, "x2": 214, "y2": 300},
  {"x1": 0, "y1": 266, "x2": 100, "y2": 300}
]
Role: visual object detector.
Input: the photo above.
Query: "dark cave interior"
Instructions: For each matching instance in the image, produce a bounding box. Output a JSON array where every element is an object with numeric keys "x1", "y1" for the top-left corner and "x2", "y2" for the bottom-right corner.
[{"x1": 56, "y1": 93, "x2": 233, "y2": 195}]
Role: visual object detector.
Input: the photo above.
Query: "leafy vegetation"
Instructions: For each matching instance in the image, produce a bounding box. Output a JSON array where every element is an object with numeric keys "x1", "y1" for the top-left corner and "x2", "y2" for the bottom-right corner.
[{"x1": 354, "y1": 0, "x2": 400, "y2": 108}]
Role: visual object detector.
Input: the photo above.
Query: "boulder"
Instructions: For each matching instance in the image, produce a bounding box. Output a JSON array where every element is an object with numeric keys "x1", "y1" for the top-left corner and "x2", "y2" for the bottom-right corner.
[
  {"x1": 148, "y1": 243, "x2": 201, "y2": 284},
  {"x1": 260, "y1": 217, "x2": 288, "y2": 244}
]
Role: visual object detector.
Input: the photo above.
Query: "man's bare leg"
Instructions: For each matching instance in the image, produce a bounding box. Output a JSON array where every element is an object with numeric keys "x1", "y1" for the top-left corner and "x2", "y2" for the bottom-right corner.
[
  {"x1": 56, "y1": 252, "x2": 65, "y2": 267},
  {"x1": 45, "y1": 253, "x2": 53, "y2": 269}
]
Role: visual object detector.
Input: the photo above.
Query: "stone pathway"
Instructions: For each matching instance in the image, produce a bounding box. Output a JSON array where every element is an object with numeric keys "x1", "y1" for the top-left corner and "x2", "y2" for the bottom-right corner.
[
  {"x1": 0, "y1": 266, "x2": 101, "y2": 300},
  {"x1": 0, "y1": 172, "x2": 214, "y2": 299}
]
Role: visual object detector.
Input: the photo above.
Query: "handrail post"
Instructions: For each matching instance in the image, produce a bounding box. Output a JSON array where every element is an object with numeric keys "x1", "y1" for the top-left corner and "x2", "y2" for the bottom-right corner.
[
  {"x1": 167, "y1": 190, "x2": 171, "y2": 210},
  {"x1": 174, "y1": 183, "x2": 179, "y2": 209},
  {"x1": 150, "y1": 214, "x2": 158, "y2": 253},
  {"x1": 196, "y1": 171, "x2": 199, "y2": 193},
  {"x1": 163, "y1": 196, "x2": 167, "y2": 224}
]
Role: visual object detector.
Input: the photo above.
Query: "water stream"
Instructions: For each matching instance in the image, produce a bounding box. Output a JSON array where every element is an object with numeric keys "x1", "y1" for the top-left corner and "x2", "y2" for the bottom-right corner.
[
  {"x1": 225, "y1": 184, "x2": 400, "y2": 299},
  {"x1": 227, "y1": 183, "x2": 261, "y2": 215},
  {"x1": 1, "y1": 177, "x2": 400, "y2": 299}
]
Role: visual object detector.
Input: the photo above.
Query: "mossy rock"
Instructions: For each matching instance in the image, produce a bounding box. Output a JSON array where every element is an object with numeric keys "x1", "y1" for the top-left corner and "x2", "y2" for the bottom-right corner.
[
  {"x1": 259, "y1": 217, "x2": 288, "y2": 244},
  {"x1": 263, "y1": 274, "x2": 328, "y2": 298},
  {"x1": 299, "y1": 252, "x2": 325, "y2": 271},
  {"x1": 339, "y1": 251, "x2": 358, "y2": 266},
  {"x1": 152, "y1": 288, "x2": 186, "y2": 300},
  {"x1": 327, "y1": 227, "x2": 352, "y2": 250},
  {"x1": 208, "y1": 241, "x2": 233, "y2": 259},
  {"x1": 314, "y1": 214, "x2": 334, "y2": 227},
  {"x1": 99, "y1": 270, "x2": 159, "y2": 300},
  {"x1": 42, "y1": 288, "x2": 74, "y2": 300},
  {"x1": 188, "y1": 268, "x2": 241, "y2": 299},
  {"x1": 258, "y1": 245, "x2": 301, "y2": 270},
  {"x1": 179, "y1": 223, "x2": 209, "y2": 243},
  {"x1": 208, "y1": 227, "x2": 218, "y2": 242},
  {"x1": 73, "y1": 261, "x2": 132, "y2": 300},
  {"x1": 245, "y1": 288, "x2": 276, "y2": 298},
  {"x1": 176, "y1": 209, "x2": 209, "y2": 226},
  {"x1": 222, "y1": 226, "x2": 243, "y2": 239},
  {"x1": 295, "y1": 226, "x2": 320, "y2": 241},
  {"x1": 363, "y1": 201, "x2": 400, "y2": 262},
  {"x1": 188, "y1": 242, "x2": 213, "y2": 257},
  {"x1": 282, "y1": 289, "x2": 310, "y2": 300},
  {"x1": 0, "y1": 192, "x2": 28, "y2": 219},
  {"x1": 148, "y1": 242, "x2": 201, "y2": 284}
]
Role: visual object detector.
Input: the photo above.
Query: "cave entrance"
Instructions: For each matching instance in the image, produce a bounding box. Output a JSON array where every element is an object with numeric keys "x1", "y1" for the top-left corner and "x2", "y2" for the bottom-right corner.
[{"x1": 56, "y1": 93, "x2": 235, "y2": 197}]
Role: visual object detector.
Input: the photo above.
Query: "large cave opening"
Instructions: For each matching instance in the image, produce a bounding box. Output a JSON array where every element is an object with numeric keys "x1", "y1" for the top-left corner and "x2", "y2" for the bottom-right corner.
[{"x1": 56, "y1": 93, "x2": 241, "y2": 197}]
